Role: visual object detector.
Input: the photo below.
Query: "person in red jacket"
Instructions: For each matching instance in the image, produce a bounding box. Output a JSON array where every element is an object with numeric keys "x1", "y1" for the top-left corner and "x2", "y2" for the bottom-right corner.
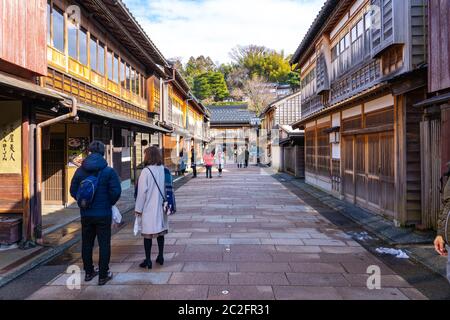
[{"x1": 203, "y1": 149, "x2": 214, "y2": 179}]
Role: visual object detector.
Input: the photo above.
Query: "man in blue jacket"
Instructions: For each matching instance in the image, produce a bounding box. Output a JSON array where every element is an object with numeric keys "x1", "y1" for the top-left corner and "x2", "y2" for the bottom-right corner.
[{"x1": 70, "y1": 141, "x2": 122, "y2": 286}]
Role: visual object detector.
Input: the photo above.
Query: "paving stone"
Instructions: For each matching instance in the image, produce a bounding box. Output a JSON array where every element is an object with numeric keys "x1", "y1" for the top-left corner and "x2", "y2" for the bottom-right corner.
[
  {"x1": 227, "y1": 245, "x2": 277, "y2": 253},
  {"x1": 26, "y1": 166, "x2": 423, "y2": 301},
  {"x1": 342, "y1": 274, "x2": 412, "y2": 288},
  {"x1": 289, "y1": 262, "x2": 346, "y2": 274},
  {"x1": 223, "y1": 253, "x2": 273, "y2": 262},
  {"x1": 172, "y1": 252, "x2": 223, "y2": 262},
  {"x1": 261, "y1": 239, "x2": 304, "y2": 245},
  {"x1": 26, "y1": 286, "x2": 86, "y2": 300},
  {"x1": 271, "y1": 253, "x2": 321, "y2": 262},
  {"x1": 341, "y1": 262, "x2": 396, "y2": 275},
  {"x1": 275, "y1": 245, "x2": 322, "y2": 253},
  {"x1": 176, "y1": 238, "x2": 219, "y2": 245},
  {"x1": 219, "y1": 238, "x2": 261, "y2": 245},
  {"x1": 169, "y1": 272, "x2": 229, "y2": 285},
  {"x1": 273, "y1": 286, "x2": 343, "y2": 300},
  {"x1": 110, "y1": 272, "x2": 171, "y2": 285},
  {"x1": 303, "y1": 239, "x2": 347, "y2": 246},
  {"x1": 126, "y1": 262, "x2": 184, "y2": 273},
  {"x1": 183, "y1": 262, "x2": 237, "y2": 272},
  {"x1": 335, "y1": 287, "x2": 409, "y2": 300},
  {"x1": 286, "y1": 273, "x2": 349, "y2": 287},
  {"x1": 79, "y1": 285, "x2": 147, "y2": 300},
  {"x1": 236, "y1": 262, "x2": 291, "y2": 272},
  {"x1": 229, "y1": 272, "x2": 289, "y2": 285},
  {"x1": 208, "y1": 286, "x2": 274, "y2": 300}
]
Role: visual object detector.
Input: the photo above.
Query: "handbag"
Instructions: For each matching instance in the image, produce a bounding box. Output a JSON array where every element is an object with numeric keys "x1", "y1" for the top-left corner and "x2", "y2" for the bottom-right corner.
[{"x1": 146, "y1": 167, "x2": 173, "y2": 216}]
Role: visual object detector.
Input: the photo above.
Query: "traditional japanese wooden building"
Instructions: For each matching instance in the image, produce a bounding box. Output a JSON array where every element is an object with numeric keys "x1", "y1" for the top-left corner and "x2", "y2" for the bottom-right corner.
[
  {"x1": 0, "y1": 0, "x2": 208, "y2": 245},
  {"x1": 291, "y1": 0, "x2": 428, "y2": 227},
  {"x1": 208, "y1": 104, "x2": 258, "y2": 164},
  {"x1": 160, "y1": 67, "x2": 210, "y2": 174},
  {"x1": 415, "y1": 0, "x2": 450, "y2": 231},
  {"x1": 259, "y1": 91, "x2": 303, "y2": 174}
]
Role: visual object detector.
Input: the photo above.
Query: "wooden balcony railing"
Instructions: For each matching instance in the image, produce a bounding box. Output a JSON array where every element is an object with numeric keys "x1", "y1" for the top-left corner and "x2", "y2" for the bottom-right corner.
[
  {"x1": 45, "y1": 68, "x2": 150, "y2": 123},
  {"x1": 330, "y1": 59, "x2": 381, "y2": 104},
  {"x1": 47, "y1": 45, "x2": 148, "y2": 111},
  {"x1": 301, "y1": 95, "x2": 325, "y2": 119}
]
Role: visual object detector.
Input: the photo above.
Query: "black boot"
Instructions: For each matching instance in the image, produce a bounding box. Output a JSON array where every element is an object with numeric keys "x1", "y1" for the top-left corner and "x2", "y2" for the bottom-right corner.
[
  {"x1": 139, "y1": 260, "x2": 153, "y2": 269},
  {"x1": 156, "y1": 236, "x2": 165, "y2": 266},
  {"x1": 142, "y1": 238, "x2": 153, "y2": 269}
]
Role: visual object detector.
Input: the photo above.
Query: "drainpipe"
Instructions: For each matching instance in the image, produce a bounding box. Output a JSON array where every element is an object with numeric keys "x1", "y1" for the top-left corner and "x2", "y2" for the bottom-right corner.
[{"x1": 34, "y1": 96, "x2": 78, "y2": 244}]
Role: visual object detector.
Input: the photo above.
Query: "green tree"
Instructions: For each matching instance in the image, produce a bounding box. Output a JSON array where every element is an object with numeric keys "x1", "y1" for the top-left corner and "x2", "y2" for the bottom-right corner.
[
  {"x1": 229, "y1": 45, "x2": 292, "y2": 84},
  {"x1": 193, "y1": 74, "x2": 212, "y2": 101},
  {"x1": 286, "y1": 71, "x2": 301, "y2": 89},
  {"x1": 208, "y1": 72, "x2": 229, "y2": 101}
]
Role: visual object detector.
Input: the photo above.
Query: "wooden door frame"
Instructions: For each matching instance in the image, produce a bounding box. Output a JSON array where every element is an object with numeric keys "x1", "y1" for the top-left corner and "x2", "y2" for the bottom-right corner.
[{"x1": 42, "y1": 132, "x2": 66, "y2": 205}]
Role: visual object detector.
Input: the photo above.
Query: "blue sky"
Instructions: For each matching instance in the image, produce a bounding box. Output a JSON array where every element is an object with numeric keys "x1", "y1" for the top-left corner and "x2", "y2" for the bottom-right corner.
[{"x1": 123, "y1": 0, "x2": 325, "y2": 64}]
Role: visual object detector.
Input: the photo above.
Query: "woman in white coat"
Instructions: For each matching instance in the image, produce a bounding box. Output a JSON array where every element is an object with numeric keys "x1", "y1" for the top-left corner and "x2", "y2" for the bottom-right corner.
[
  {"x1": 215, "y1": 146, "x2": 225, "y2": 177},
  {"x1": 135, "y1": 146, "x2": 168, "y2": 269}
]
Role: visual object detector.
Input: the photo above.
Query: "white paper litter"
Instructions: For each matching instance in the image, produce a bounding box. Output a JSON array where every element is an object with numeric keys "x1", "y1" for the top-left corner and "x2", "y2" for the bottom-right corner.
[{"x1": 376, "y1": 247, "x2": 410, "y2": 259}]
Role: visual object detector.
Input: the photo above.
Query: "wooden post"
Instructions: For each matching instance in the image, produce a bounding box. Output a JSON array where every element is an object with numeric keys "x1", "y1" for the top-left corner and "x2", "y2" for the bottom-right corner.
[
  {"x1": 21, "y1": 103, "x2": 31, "y2": 243},
  {"x1": 441, "y1": 105, "x2": 450, "y2": 174},
  {"x1": 395, "y1": 94, "x2": 407, "y2": 226}
]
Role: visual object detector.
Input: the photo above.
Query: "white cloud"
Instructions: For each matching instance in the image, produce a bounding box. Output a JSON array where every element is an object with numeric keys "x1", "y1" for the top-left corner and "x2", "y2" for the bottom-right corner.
[{"x1": 123, "y1": 0, "x2": 325, "y2": 64}]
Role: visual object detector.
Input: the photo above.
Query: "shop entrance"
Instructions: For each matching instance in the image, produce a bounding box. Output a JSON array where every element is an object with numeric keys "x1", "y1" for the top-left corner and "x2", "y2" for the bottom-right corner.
[
  {"x1": 343, "y1": 131, "x2": 395, "y2": 218},
  {"x1": 42, "y1": 133, "x2": 66, "y2": 205}
]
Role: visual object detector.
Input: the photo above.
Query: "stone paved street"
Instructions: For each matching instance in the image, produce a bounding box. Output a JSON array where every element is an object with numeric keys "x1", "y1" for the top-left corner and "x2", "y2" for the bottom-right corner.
[{"x1": 26, "y1": 166, "x2": 428, "y2": 300}]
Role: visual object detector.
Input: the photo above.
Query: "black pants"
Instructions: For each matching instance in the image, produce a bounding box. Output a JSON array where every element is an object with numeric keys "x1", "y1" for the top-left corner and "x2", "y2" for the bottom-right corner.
[
  {"x1": 192, "y1": 165, "x2": 197, "y2": 177},
  {"x1": 81, "y1": 215, "x2": 112, "y2": 279},
  {"x1": 245, "y1": 159, "x2": 249, "y2": 168},
  {"x1": 218, "y1": 164, "x2": 223, "y2": 174},
  {"x1": 206, "y1": 165, "x2": 212, "y2": 178}
]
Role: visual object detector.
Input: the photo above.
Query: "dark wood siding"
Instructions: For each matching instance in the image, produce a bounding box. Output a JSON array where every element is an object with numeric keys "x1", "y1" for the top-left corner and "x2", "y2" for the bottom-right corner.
[
  {"x1": 428, "y1": 0, "x2": 450, "y2": 93},
  {"x1": 0, "y1": 174, "x2": 23, "y2": 212},
  {"x1": 0, "y1": 0, "x2": 47, "y2": 77}
]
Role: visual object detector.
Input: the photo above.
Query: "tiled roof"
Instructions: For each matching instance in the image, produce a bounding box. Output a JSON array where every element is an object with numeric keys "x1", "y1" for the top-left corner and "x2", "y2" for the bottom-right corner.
[{"x1": 207, "y1": 105, "x2": 256, "y2": 125}]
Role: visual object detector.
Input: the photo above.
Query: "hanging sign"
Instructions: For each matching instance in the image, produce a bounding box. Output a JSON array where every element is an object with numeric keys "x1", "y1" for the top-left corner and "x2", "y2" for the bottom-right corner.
[{"x1": 0, "y1": 102, "x2": 22, "y2": 174}]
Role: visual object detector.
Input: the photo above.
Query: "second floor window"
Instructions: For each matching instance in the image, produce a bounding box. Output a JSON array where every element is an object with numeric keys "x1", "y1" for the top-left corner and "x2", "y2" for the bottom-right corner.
[
  {"x1": 107, "y1": 51, "x2": 113, "y2": 80},
  {"x1": 48, "y1": 3, "x2": 64, "y2": 52},
  {"x1": 98, "y1": 43, "x2": 105, "y2": 75},
  {"x1": 113, "y1": 55, "x2": 119, "y2": 83},
  {"x1": 90, "y1": 37, "x2": 97, "y2": 72}
]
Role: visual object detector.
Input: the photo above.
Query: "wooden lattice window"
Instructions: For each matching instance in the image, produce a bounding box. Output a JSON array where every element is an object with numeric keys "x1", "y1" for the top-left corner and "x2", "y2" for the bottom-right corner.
[
  {"x1": 342, "y1": 115, "x2": 362, "y2": 132},
  {"x1": 365, "y1": 108, "x2": 394, "y2": 128},
  {"x1": 316, "y1": 125, "x2": 331, "y2": 176},
  {"x1": 305, "y1": 128, "x2": 316, "y2": 173},
  {"x1": 382, "y1": 45, "x2": 404, "y2": 75}
]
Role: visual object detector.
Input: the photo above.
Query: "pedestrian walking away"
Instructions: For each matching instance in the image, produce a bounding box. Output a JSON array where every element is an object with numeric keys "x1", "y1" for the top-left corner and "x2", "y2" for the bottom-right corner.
[
  {"x1": 191, "y1": 145, "x2": 197, "y2": 178},
  {"x1": 135, "y1": 146, "x2": 169, "y2": 270},
  {"x1": 203, "y1": 148, "x2": 214, "y2": 179},
  {"x1": 215, "y1": 146, "x2": 225, "y2": 177},
  {"x1": 178, "y1": 149, "x2": 187, "y2": 176},
  {"x1": 237, "y1": 147, "x2": 245, "y2": 169},
  {"x1": 244, "y1": 145, "x2": 250, "y2": 168},
  {"x1": 434, "y1": 161, "x2": 450, "y2": 283},
  {"x1": 70, "y1": 141, "x2": 122, "y2": 286}
]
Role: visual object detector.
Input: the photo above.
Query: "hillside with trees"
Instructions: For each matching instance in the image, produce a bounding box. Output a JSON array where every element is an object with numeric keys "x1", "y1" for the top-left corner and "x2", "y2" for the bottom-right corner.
[{"x1": 171, "y1": 45, "x2": 300, "y2": 113}]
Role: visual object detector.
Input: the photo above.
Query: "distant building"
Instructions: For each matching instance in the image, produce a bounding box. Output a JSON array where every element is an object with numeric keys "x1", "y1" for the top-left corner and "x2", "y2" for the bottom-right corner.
[
  {"x1": 260, "y1": 91, "x2": 303, "y2": 177},
  {"x1": 207, "y1": 105, "x2": 258, "y2": 164}
]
